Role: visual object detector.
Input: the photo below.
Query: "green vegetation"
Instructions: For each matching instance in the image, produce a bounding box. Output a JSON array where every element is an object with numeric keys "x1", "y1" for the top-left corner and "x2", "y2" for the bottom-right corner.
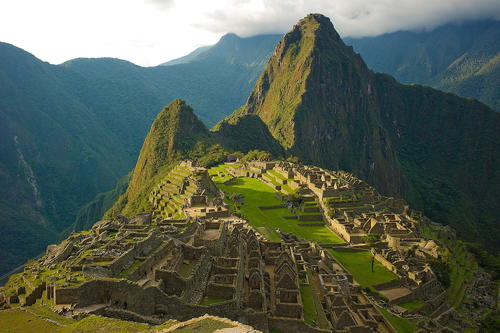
[
  {"x1": 177, "y1": 260, "x2": 197, "y2": 278},
  {"x1": 423, "y1": 223, "x2": 479, "y2": 309},
  {"x1": 240, "y1": 149, "x2": 272, "y2": 161},
  {"x1": 376, "y1": 306, "x2": 418, "y2": 333},
  {"x1": 348, "y1": 20, "x2": 499, "y2": 112},
  {"x1": 214, "y1": 176, "x2": 343, "y2": 244},
  {"x1": 0, "y1": 306, "x2": 242, "y2": 333},
  {"x1": 214, "y1": 13, "x2": 500, "y2": 255},
  {"x1": 300, "y1": 271, "x2": 330, "y2": 329},
  {"x1": 199, "y1": 297, "x2": 228, "y2": 305},
  {"x1": 300, "y1": 284, "x2": 316, "y2": 326},
  {"x1": 117, "y1": 260, "x2": 145, "y2": 279},
  {"x1": 107, "y1": 99, "x2": 231, "y2": 218},
  {"x1": 0, "y1": 308, "x2": 62, "y2": 333},
  {"x1": 27, "y1": 302, "x2": 76, "y2": 325},
  {"x1": 59, "y1": 315, "x2": 151, "y2": 333},
  {"x1": 327, "y1": 249, "x2": 398, "y2": 288},
  {"x1": 466, "y1": 242, "x2": 500, "y2": 280},
  {"x1": 172, "y1": 318, "x2": 233, "y2": 332},
  {"x1": 397, "y1": 299, "x2": 425, "y2": 311}
]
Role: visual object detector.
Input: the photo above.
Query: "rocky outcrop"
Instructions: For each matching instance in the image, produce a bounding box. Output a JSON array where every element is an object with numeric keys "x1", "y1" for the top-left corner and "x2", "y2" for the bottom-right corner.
[{"x1": 44, "y1": 240, "x2": 74, "y2": 265}]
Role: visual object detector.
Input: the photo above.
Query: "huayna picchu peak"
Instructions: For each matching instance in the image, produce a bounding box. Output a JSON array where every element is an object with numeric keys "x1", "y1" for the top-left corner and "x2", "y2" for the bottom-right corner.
[
  {"x1": 215, "y1": 13, "x2": 500, "y2": 251},
  {"x1": 1, "y1": 12, "x2": 499, "y2": 333}
]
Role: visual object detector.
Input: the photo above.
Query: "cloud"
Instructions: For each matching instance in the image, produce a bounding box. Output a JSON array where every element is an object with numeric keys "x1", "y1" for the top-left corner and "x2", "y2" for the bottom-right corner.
[
  {"x1": 193, "y1": 0, "x2": 500, "y2": 37},
  {"x1": 145, "y1": 0, "x2": 175, "y2": 10}
]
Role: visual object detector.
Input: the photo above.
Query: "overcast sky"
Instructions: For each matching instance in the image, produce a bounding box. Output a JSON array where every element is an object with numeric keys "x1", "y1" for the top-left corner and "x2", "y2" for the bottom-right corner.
[{"x1": 1, "y1": 0, "x2": 499, "y2": 66}]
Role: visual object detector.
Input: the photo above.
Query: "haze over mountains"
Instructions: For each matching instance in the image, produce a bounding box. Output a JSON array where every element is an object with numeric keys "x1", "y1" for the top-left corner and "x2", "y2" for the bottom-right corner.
[{"x1": 0, "y1": 16, "x2": 498, "y2": 277}]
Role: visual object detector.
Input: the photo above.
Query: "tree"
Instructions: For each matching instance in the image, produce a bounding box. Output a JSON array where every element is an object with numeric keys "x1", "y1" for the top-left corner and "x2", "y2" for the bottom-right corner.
[
  {"x1": 241, "y1": 150, "x2": 272, "y2": 161},
  {"x1": 363, "y1": 234, "x2": 380, "y2": 248},
  {"x1": 278, "y1": 192, "x2": 304, "y2": 213},
  {"x1": 363, "y1": 234, "x2": 380, "y2": 273},
  {"x1": 229, "y1": 193, "x2": 244, "y2": 207}
]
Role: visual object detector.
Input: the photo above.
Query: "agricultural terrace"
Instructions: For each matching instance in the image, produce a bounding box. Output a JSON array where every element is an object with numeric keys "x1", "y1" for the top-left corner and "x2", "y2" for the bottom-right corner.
[{"x1": 209, "y1": 166, "x2": 343, "y2": 244}]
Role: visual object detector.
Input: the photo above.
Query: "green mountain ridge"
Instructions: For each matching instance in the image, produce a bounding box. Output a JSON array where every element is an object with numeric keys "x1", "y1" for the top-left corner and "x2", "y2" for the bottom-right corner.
[
  {"x1": 0, "y1": 33, "x2": 280, "y2": 275},
  {"x1": 0, "y1": 43, "x2": 132, "y2": 275},
  {"x1": 215, "y1": 14, "x2": 500, "y2": 249},
  {"x1": 346, "y1": 20, "x2": 500, "y2": 111}
]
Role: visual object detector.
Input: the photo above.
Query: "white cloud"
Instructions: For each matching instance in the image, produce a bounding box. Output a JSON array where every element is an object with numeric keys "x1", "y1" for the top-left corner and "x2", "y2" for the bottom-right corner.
[
  {"x1": 0, "y1": 0, "x2": 498, "y2": 66},
  {"x1": 195, "y1": 0, "x2": 500, "y2": 37},
  {"x1": 146, "y1": 0, "x2": 176, "y2": 10}
]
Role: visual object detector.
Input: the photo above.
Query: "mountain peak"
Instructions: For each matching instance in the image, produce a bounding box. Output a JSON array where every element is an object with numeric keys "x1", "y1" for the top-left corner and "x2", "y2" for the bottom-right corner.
[
  {"x1": 220, "y1": 32, "x2": 240, "y2": 41},
  {"x1": 288, "y1": 13, "x2": 342, "y2": 45},
  {"x1": 123, "y1": 99, "x2": 209, "y2": 208}
]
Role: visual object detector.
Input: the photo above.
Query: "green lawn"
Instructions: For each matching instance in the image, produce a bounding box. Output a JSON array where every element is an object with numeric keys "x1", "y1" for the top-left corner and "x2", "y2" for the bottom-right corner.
[
  {"x1": 59, "y1": 315, "x2": 151, "y2": 333},
  {"x1": 397, "y1": 299, "x2": 425, "y2": 310},
  {"x1": 268, "y1": 169, "x2": 287, "y2": 180},
  {"x1": 172, "y1": 318, "x2": 233, "y2": 332},
  {"x1": 327, "y1": 249, "x2": 398, "y2": 288},
  {"x1": 376, "y1": 306, "x2": 418, "y2": 333},
  {"x1": 300, "y1": 284, "x2": 316, "y2": 326},
  {"x1": 214, "y1": 176, "x2": 343, "y2": 244},
  {"x1": 300, "y1": 271, "x2": 330, "y2": 329},
  {"x1": 0, "y1": 308, "x2": 62, "y2": 333}
]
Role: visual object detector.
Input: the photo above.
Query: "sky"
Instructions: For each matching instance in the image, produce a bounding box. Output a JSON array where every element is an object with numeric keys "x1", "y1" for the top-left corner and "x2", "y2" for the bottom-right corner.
[{"x1": 1, "y1": 0, "x2": 499, "y2": 67}]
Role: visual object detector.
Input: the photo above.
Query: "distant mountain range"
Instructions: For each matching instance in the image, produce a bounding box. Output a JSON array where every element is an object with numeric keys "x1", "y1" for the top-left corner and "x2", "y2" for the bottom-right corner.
[
  {"x1": 0, "y1": 18, "x2": 498, "y2": 276},
  {"x1": 346, "y1": 20, "x2": 500, "y2": 112},
  {"x1": 0, "y1": 34, "x2": 280, "y2": 275}
]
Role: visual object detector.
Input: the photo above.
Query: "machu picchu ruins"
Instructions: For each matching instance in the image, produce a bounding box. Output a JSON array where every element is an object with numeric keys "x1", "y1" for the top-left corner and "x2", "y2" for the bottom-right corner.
[{"x1": 2, "y1": 157, "x2": 487, "y2": 333}]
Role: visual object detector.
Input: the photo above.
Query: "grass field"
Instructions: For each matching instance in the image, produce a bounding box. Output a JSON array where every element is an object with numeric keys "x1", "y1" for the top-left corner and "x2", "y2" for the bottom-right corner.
[
  {"x1": 300, "y1": 283, "x2": 316, "y2": 326},
  {"x1": 376, "y1": 306, "x2": 418, "y2": 333},
  {"x1": 0, "y1": 308, "x2": 62, "y2": 333},
  {"x1": 0, "y1": 308, "x2": 235, "y2": 333},
  {"x1": 327, "y1": 249, "x2": 398, "y2": 288},
  {"x1": 199, "y1": 296, "x2": 228, "y2": 305},
  {"x1": 397, "y1": 299, "x2": 425, "y2": 310},
  {"x1": 172, "y1": 318, "x2": 233, "y2": 332},
  {"x1": 214, "y1": 176, "x2": 343, "y2": 244}
]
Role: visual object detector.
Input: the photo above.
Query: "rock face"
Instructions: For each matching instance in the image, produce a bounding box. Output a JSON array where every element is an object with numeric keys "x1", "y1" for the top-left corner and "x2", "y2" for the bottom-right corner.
[{"x1": 215, "y1": 14, "x2": 500, "y2": 248}]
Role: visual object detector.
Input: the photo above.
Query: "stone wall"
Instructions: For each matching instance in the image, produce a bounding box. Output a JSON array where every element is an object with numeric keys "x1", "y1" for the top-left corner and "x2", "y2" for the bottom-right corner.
[
  {"x1": 128, "y1": 240, "x2": 174, "y2": 281},
  {"x1": 374, "y1": 253, "x2": 398, "y2": 275},
  {"x1": 24, "y1": 282, "x2": 46, "y2": 306},
  {"x1": 156, "y1": 270, "x2": 185, "y2": 296},
  {"x1": 108, "y1": 233, "x2": 162, "y2": 275},
  {"x1": 54, "y1": 278, "x2": 243, "y2": 322}
]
